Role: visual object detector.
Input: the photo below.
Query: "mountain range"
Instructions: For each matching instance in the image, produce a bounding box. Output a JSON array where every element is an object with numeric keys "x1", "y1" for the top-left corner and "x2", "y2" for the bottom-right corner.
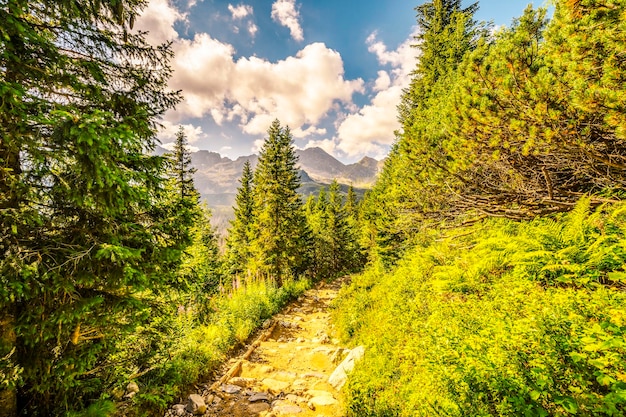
[{"x1": 156, "y1": 146, "x2": 384, "y2": 232}]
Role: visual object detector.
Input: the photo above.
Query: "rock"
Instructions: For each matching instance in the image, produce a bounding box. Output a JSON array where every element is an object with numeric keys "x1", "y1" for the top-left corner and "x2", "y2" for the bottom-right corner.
[
  {"x1": 328, "y1": 346, "x2": 365, "y2": 390},
  {"x1": 330, "y1": 348, "x2": 347, "y2": 364},
  {"x1": 221, "y1": 384, "x2": 242, "y2": 394},
  {"x1": 262, "y1": 319, "x2": 272, "y2": 329},
  {"x1": 291, "y1": 379, "x2": 308, "y2": 392},
  {"x1": 259, "y1": 365, "x2": 275, "y2": 374},
  {"x1": 230, "y1": 377, "x2": 255, "y2": 387},
  {"x1": 309, "y1": 395, "x2": 338, "y2": 407},
  {"x1": 126, "y1": 381, "x2": 139, "y2": 395},
  {"x1": 185, "y1": 394, "x2": 207, "y2": 415},
  {"x1": 249, "y1": 392, "x2": 270, "y2": 403},
  {"x1": 248, "y1": 402, "x2": 271, "y2": 413},
  {"x1": 261, "y1": 378, "x2": 290, "y2": 394},
  {"x1": 172, "y1": 404, "x2": 186, "y2": 416}
]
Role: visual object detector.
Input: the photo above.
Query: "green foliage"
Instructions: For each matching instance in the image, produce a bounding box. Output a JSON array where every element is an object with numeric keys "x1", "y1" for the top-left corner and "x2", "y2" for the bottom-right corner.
[
  {"x1": 126, "y1": 277, "x2": 310, "y2": 415},
  {"x1": 306, "y1": 181, "x2": 365, "y2": 278},
  {"x1": 226, "y1": 160, "x2": 255, "y2": 275},
  {"x1": 333, "y1": 200, "x2": 626, "y2": 417},
  {"x1": 249, "y1": 120, "x2": 312, "y2": 282},
  {"x1": 0, "y1": 1, "x2": 187, "y2": 414}
]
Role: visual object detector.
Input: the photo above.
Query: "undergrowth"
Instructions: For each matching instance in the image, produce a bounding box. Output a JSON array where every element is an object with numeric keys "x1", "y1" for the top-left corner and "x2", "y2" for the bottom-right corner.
[
  {"x1": 333, "y1": 199, "x2": 626, "y2": 416},
  {"x1": 117, "y1": 276, "x2": 310, "y2": 416}
]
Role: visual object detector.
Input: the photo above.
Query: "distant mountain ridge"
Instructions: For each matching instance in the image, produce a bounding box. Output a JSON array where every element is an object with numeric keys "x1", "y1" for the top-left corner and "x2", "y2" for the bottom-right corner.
[
  {"x1": 155, "y1": 146, "x2": 383, "y2": 232},
  {"x1": 156, "y1": 146, "x2": 383, "y2": 204}
]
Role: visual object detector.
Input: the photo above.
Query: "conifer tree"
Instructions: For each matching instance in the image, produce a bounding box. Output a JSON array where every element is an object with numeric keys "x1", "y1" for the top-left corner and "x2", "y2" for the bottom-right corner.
[
  {"x1": 0, "y1": 1, "x2": 181, "y2": 414},
  {"x1": 327, "y1": 180, "x2": 351, "y2": 273},
  {"x1": 251, "y1": 120, "x2": 311, "y2": 283},
  {"x1": 226, "y1": 160, "x2": 255, "y2": 275},
  {"x1": 171, "y1": 126, "x2": 199, "y2": 202}
]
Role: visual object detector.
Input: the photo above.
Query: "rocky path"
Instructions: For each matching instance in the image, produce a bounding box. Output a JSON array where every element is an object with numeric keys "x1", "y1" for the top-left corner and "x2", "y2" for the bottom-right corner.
[{"x1": 165, "y1": 278, "x2": 357, "y2": 417}]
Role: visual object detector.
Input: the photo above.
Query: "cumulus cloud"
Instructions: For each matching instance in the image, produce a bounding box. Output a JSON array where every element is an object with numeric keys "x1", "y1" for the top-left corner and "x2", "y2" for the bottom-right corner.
[
  {"x1": 135, "y1": 0, "x2": 185, "y2": 45},
  {"x1": 158, "y1": 120, "x2": 207, "y2": 144},
  {"x1": 271, "y1": 0, "x2": 304, "y2": 42},
  {"x1": 228, "y1": 4, "x2": 253, "y2": 20},
  {"x1": 334, "y1": 28, "x2": 419, "y2": 157},
  {"x1": 168, "y1": 36, "x2": 363, "y2": 138},
  {"x1": 305, "y1": 139, "x2": 337, "y2": 156}
]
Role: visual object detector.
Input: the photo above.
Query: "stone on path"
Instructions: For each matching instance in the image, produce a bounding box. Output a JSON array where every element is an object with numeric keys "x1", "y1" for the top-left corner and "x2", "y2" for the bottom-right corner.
[
  {"x1": 261, "y1": 378, "x2": 290, "y2": 394},
  {"x1": 185, "y1": 394, "x2": 207, "y2": 415},
  {"x1": 328, "y1": 345, "x2": 365, "y2": 390},
  {"x1": 248, "y1": 402, "x2": 271, "y2": 413},
  {"x1": 171, "y1": 404, "x2": 186, "y2": 416},
  {"x1": 248, "y1": 392, "x2": 270, "y2": 403},
  {"x1": 221, "y1": 384, "x2": 242, "y2": 394}
]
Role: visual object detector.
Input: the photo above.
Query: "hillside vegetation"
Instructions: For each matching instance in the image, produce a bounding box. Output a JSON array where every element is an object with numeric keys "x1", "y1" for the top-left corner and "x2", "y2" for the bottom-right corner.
[{"x1": 333, "y1": 0, "x2": 626, "y2": 416}]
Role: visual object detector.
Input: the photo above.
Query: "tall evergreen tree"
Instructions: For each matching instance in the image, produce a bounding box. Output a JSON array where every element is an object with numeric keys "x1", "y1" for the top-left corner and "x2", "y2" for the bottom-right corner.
[
  {"x1": 327, "y1": 180, "x2": 351, "y2": 273},
  {"x1": 363, "y1": 0, "x2": 484, "y2": 264},
  {"x1": 251, "y1": 120, "x2": 310, "y2": 283},
  {"x1": 0, "y1": 1, "x2": 181, "y2": 414},
  {"x1": 226, "y1": 160, "x2": 255, "y2": 275},
  {"x1": 399, "y1": 0, "x2": 480, "y2": 126},
  {"x1": 171, "y1": 126, "x2": 198, "y2": 202}
]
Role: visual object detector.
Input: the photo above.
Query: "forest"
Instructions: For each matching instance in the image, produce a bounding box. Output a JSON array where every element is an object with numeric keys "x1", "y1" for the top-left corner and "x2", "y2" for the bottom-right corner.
[{"x1": 1, "y1": 0, "x2": 625, "y2": 416}]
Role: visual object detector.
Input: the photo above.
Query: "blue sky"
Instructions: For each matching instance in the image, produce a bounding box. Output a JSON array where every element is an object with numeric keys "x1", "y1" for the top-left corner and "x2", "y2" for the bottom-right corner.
[{"x1": 137, "y1": 0, "x2": 545, "y2": 163}]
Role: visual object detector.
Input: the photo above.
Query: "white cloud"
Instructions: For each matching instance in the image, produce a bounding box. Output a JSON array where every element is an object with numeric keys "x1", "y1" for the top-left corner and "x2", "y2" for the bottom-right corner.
[
  {"x1": 135, "y1": 0, "x2": 185, "y2": 45},
  {"x1": 335, "y1": 28, "x2": 419, "y2": 157},
  {"x1": 271, "y1": 0, "x2": 304, "y2": 42},
  {"x1": 248, "y1": 21, "x2": 258, "y2": 37},
  {"x1": 305, "y1": 138, "x2": 338, "y2": 156},
  {"x1": 373, "y1": 70, "x2": 391, "y2": 92},
  {"x1": 158, "y1": 120, "x2": 207, "y2": 144},
  {"x1": 228, "y1": 4, "x2": 253, "y2": 20},
  {"x1": 168, "y1": 36, "x2": 363, "y2": 139}
]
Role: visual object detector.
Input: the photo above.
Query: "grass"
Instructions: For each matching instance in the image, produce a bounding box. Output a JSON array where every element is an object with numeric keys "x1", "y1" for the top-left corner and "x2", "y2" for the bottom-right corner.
[{"x1": 332, "y1": 200, "x2": 626, "y2": 416}]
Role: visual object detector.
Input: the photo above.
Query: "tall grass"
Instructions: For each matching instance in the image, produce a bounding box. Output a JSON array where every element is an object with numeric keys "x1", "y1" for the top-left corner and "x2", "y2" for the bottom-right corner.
[{"x1": 333, "y1": 200, "x2": 626, "y2": 416}]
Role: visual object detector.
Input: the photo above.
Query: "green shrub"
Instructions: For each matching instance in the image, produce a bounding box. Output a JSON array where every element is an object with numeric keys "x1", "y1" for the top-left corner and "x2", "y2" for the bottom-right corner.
[{"x1": 333, "y1": 200, "x2": 626, "y2": 417}]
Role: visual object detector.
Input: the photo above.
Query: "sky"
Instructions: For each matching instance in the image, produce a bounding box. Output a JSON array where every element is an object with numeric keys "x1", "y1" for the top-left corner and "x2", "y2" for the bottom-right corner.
[{"x1": 136, "y1": 0, "x2": 546, "y2": 163}]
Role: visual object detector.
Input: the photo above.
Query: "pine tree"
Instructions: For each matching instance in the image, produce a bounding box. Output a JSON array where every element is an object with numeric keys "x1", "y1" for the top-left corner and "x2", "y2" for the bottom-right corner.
[
  {"x1": 327, "y1": 180, "x2": 351, "y2": 273},
  {"x1": 226, "y1": 160, "x2": 255, "y2": 275},
  {"x1": 251, "y1": 120, "x2": 311, "y2": 283},
  {"x1": 343, "y1": 185, "x2": 366, "y2": 271},
  {"x1": 171, "y1": 126, "x2": 199, "y2": 202},
  {"x1": 0, "y1": 1, "x2": 181, "y2": 414},
  {"x1": 399, "y1": 0, "x2": 481, "y2": 126}
]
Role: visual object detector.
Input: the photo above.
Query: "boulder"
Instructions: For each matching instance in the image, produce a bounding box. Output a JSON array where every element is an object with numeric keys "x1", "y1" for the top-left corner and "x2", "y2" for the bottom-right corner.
[{"x1": 328, "y1": 346, "x2": 365, "y2": 390}]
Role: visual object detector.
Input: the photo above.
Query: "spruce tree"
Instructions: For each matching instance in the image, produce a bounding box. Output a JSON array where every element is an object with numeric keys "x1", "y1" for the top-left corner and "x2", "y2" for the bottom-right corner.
[
  {"x1": 0, "y1": 1, "x2": 181, "y2": 414},
  {"x1": 171, "y1": 126, "x2": 199, "y2": 202},
  {"x1": 226, "y1": 160, "x2": 255, "y2": 275},
  {"x1": 251, "y1": 120, "x2": 310, "y2": 283},
  {"x1": 327, "y1": 180, "x2": 351, "y2": 273}
]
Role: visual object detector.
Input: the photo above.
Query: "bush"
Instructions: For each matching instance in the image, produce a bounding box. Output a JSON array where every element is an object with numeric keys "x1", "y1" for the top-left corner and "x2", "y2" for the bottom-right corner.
[{"x1": 333, "y1": 200, "x2": 626, "y2": 417}]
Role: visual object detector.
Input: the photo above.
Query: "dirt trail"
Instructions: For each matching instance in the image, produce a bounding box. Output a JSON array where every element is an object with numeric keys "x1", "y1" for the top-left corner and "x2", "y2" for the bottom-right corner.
[{"x1": 166, "y1": 278, "x2": 349, "y2": 417}]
